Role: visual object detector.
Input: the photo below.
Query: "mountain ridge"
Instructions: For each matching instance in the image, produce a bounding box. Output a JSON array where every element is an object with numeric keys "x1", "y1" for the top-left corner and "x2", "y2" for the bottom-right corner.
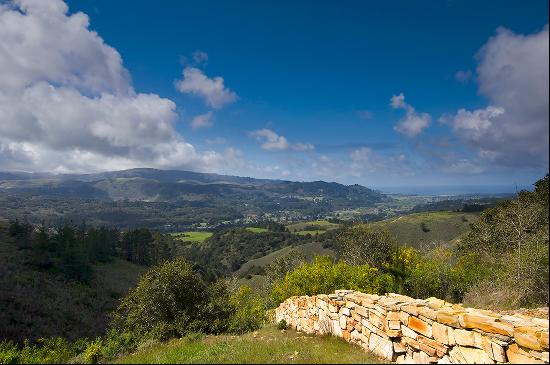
[{"x1": 0, "y1": 168, "x2": 388, "y2": 229}]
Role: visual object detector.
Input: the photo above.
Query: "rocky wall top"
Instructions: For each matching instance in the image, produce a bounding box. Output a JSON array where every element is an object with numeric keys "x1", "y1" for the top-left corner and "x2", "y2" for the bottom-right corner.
[{"x1": 275, "y1": 290, "x2": 549, "y2": 364}]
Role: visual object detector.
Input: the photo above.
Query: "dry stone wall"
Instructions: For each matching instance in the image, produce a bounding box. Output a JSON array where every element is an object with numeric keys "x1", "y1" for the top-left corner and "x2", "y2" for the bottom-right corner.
[{"x1": 275, "y1": 290, "x2": 549, "y2": 364}]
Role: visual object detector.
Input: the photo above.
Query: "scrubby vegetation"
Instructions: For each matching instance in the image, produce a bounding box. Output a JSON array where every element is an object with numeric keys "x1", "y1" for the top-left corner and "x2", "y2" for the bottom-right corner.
[
  {"x1": 268, "y1": 175, "x2": 549, "y2": 309},
  {"x1": 269, "y1": 256, "x2": 394, "y2": 306}
]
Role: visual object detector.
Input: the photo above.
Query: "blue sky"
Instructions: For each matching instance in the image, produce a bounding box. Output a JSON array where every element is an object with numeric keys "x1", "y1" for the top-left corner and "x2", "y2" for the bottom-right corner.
[{"x1": 0, "y1": 0, "x2": 548, "y2": 190}]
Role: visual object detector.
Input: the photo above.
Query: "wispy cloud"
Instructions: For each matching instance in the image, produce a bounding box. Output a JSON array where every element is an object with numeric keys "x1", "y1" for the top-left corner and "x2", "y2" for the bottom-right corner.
[
  {"x1": 455, "y1": 69, "x2": 473, "y2": 84},
  {"x1": 391, "y1": 93, "x2": 431, "y2": 137},
  {"x1": 249, "y1": 129, "x2": 314, "y2": 151},
  {"x1": 356, "y1": 109, "x2": 373, "y2": 119},
  {"x1": 175, "y1": 67, "x2": 238, "y2": 109},
  {"x1": 191, "y1": 111, "x2": 214, "y2": 129}
]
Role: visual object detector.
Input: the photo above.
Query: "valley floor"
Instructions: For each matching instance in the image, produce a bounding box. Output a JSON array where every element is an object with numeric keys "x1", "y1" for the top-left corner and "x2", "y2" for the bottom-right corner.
[{"x1": 113, "y1": 325, "x2": 385, "y2": 364}]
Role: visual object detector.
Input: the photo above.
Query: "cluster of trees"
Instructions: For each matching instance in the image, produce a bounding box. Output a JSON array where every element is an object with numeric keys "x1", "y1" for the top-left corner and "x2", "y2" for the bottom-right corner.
[{"x1": 7, "y1": 221, "x2": 179, "y2": 283}]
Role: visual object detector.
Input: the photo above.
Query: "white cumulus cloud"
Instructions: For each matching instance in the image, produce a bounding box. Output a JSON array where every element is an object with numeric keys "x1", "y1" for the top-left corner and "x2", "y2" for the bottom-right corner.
[
  {"x1": 443, "y1": 25, "x2": 549, "y2": 167},
  {"x1": 391, "y1": 93, "x2": 431, "y2": 137},
  {"x1": 0, "y1": 0, "x2": 244, "y2": 174},
  {"x1": 249, "y1": 129, "x2": 290, "y2": 150},
  {"x1": 175, "y1": 67, "x2": 238, "y2": 109}
]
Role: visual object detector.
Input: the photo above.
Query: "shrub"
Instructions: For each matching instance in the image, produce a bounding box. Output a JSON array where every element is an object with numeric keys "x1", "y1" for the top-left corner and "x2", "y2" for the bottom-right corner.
[
  {"x1": 198, "y1": 280, "x2": 235, "y2": 334},
  {"x1": 0, "y1": 338, "x2": 76, "y2": 364},
  {"x1": 337, "y1": 224, "x2": 396, "y2": 268},
  {"x1": 276, "y1": 319, "x2": 288, "y2": 330},
  {"x1": 228, "y1": 286, "x2": 266, "y2": 333},
  {"x1": 83, "y1": 339, "x2": 102, "y2": 364},
  {"x1": 0, "y1": 340, "x2": 19, "y2": 364},
  {"x1": 420, "y1": 222, "x2": 430, "y2": 232},
  {"x1": 270, "y1": 256, "x2": 393, "y2": 306},
  {"x1": 111, "y1": 257, "x2": 209, "y2": 341},
  {"x1": 97, "y1": 329, "x2": 138, "y2": 361}
]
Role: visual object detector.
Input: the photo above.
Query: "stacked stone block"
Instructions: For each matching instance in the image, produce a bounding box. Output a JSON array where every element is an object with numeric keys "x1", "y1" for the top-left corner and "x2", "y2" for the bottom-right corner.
[{"x1": 275, "y1": 290, "x2": 549, "y2": 364}]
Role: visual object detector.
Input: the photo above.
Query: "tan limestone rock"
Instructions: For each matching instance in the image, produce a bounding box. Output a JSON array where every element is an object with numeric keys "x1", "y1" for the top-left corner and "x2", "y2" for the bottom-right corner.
[
  {"x1": 437, "y1": 308, "x2": 463, "y2": 328},
  {"x1": 342, "y1": 329, "x2": 351, "y2": 342},
  {"x1": 539, "y1": 331, "x2": 548, "y2": 350},
  {"x1": 457, "y1": 345, "x2": 494, "y2": 364},
  {"x1": 402, "y1": 324, "x2": 419, "y2": 339},
  {"x1": 419, "y1": 306, "x2": 439, "y2": 321},
  {"x1": 427, "y1": 297, "x2": 447, "y2": 310},
  {"x1": 412, "y1": 350, "x2": 431, "y2": 364},
  {"x1": 409, "y1": 316, "x2": 433, "y2": 338},
  {"x1": 514, "y1": 326, "x2": 546, "y2": 351},
  {"x1": 332, "y1": 319, "x2": 342, "y2": 337},
  {"x1": 490, "y1": 341, "x2": 507, "y2": 363},
  {"x1": 417, "y1": 334, "x2": 449, "y2": 355},
  {"x1": 339, "y1": 315, "x2": 347, "y2": 331},
  {"x1": 506, "y1": 343, "x2": 545, "y2": 364},
  {"x1": 402, "y1": 304, "x2": 421, "y2": 316},
  {"x1": 454, "y1": 329, "x2": 477, "y2": 347},
  {"x1": 387, "y1": 329, "x2": 402, "y2": 338},
  {"x1": 529, "y1": 350, "x2": 549, "y2": 362},
  {"x1": 402, "y1": 336, "x2": 421, "y2": 351},
  {"x1": 433, "y1": 322, "x2": 451, "y2": 345},
  {"x1": 462, "y1": 313, "x2": 514, "y2": 337},
  {"x1": 449, "y1": 346, "x2": 467, "y2": 364},
  {"x1": 354, "y1": 305, "x2": 369, "y2": 318},
  {"x1": 396, "y1": 354, "x2": 406, "y2": 364},
  {"x1": 417, "y1": 342, "x2": 437, "y2": 357},
  {"x1": 389, "y1": 320, "x2": 402, "y2": 330},
  {"x1": 394, "y1": 341, "x2": 407, "y2": 354},
  {"x1": 400, "y1": 311, "x2": 411, "y2": 325},
  {"x1": 387, "y1": 311, "x2": 400, "y2": 321},
  {"x1": 369, "y1": 333, "x2": 394, "y2": 360}
]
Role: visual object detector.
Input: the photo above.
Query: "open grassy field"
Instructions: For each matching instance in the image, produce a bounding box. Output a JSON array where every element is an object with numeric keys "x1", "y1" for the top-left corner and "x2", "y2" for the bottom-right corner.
[
  {"x1": 245, "y1": 227, "x2": 269, "y2": 233},
  {"x1": 372, "y1": 211, "x2": 479, "y2": 249},
  {"x1": 237, "y1": 242, "x2": 335, "y2": 276},
  {"x1": 113, "y1": 325, "x2": 384, "y2": 364},
  {"x1": 170, "y1": 231, "x2": 213, "y2": 243},
  {"x1": 93, "y1": 259, "x2": 148, "y2": 297},
  {"x1": 286, "y1": 219, "x2": 340, "y2": 235}
]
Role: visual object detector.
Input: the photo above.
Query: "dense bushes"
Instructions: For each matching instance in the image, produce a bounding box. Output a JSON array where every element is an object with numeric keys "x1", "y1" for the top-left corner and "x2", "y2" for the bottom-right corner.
[
  {"x1": 0, "y1": 337, "x2": 82, "y2": 364},
  {"x1": 111, "y1": 257, "x2": 265, "y2": 342},
  {"x1": 270, "y1": 256, "x2": 394, "y2": 306}
]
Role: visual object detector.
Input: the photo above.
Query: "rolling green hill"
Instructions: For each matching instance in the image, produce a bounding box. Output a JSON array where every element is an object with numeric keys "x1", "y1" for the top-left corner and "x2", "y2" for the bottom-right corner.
[
  {"x1": 237, "y1": 241, "x2": 336, "y2": 277},
  {"x1": 372, "y1": 211, "x2": 479, "y2": 249},
  {"x1": 170, "y1": 231, "x2": 213, "y2": 243}
]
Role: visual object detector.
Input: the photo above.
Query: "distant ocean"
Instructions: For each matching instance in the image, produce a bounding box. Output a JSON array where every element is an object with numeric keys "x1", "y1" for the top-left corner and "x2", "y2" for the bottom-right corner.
[{"x1": 374, "y1": 184, "x2": 532, "y2": 196}]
